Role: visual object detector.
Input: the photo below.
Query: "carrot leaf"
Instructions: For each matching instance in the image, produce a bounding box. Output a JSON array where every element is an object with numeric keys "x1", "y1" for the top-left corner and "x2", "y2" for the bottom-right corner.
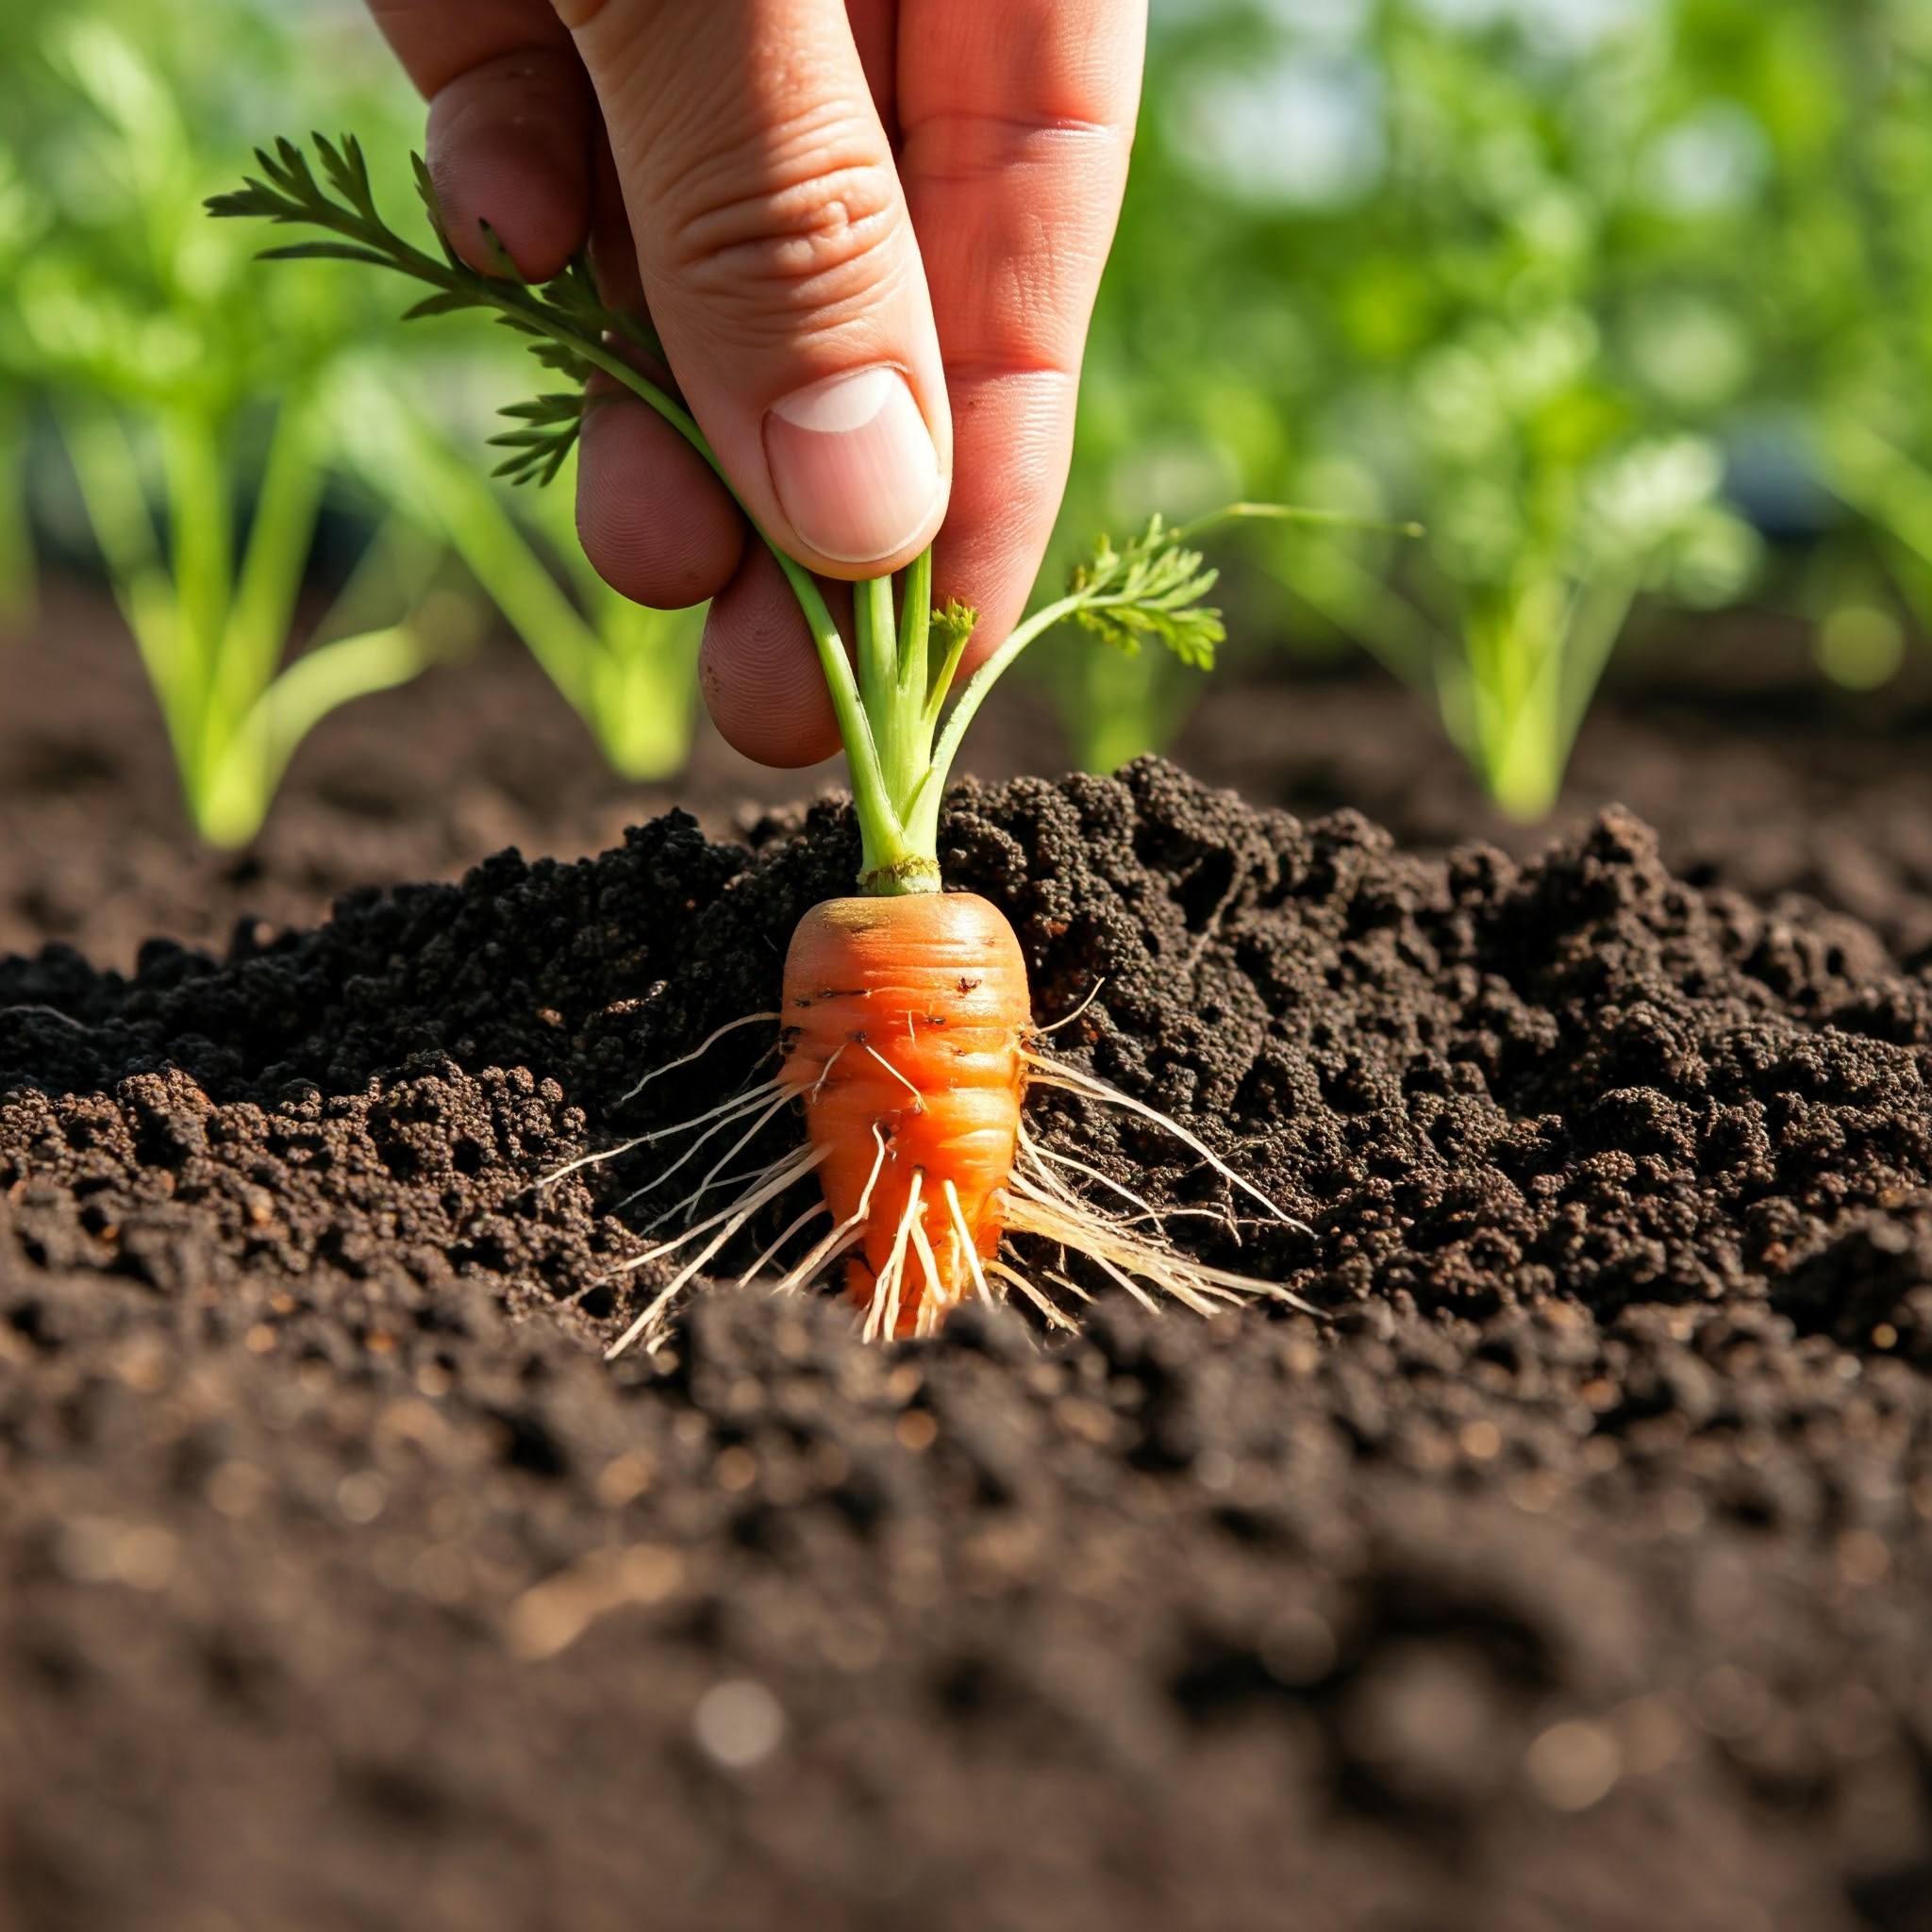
[{"x1": 1067, "y1": 515, "x2": 1224, "y2": 669}]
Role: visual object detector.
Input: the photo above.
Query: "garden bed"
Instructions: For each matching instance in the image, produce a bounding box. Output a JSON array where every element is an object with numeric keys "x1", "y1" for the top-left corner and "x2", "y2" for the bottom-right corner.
[{"x1": 1, "y1": 590, "x2": 1930, "y2": 1932}]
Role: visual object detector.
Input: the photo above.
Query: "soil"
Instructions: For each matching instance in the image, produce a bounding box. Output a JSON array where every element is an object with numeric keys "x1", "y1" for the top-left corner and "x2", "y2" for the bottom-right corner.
[{"x1": 2, "y1": 584, "x2": 1930, "y2": 1932}]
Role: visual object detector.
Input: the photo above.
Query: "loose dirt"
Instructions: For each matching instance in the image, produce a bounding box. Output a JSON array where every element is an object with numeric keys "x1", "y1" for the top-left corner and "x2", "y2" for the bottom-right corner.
[{"x1": 1, "y1": 591, "x2": 1929, "y2": 1932}]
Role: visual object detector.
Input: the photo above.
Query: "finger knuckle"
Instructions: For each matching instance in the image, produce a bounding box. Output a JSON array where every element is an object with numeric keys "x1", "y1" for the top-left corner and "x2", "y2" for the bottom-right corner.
[{"x1": 664, "y1": 110, "x2": 905, "y2": 331}]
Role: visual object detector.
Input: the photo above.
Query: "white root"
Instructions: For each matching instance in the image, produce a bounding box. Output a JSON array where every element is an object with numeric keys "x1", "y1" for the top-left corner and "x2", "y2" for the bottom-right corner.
[
  {"x1": 574, "y1": 1008, "x2": 1316, "y2": 1354},
  {"x1": 987, "y1": 1257, "x2": 1080, "y2": 1331},
  {"x1": 601, "y1": 1142, "x2": 827, "y2": 1359},
  {"x1": 537, "y1": 1076, "x2": 785, "y2": 1191},
  {"x1": 864, "y1": 1168, "x2": 925, "y2": 1344},
  {"x1": 988, "y1": 1075, "x2": 1320, "y2": 1327},
  {"x1": 859, "y1": 1041, "x2": 925, "y2": 1111},
  {"x1": 906, "y1": 1208, "x2": 947, "y2": 1340},
  {"x1": 1034, "y1": 977, "x2": 1108, "y2": 1035},
  {"x1": 622, "y1": 1086, "x2": 794, "y2": 1224},
  {"x1": 768, "y1": 1125, "x2": 889, "y2": 1298},
  {"x1": 735, "y1": 1201, "x2": 827, "y2": 1288},
  {"x1": 1020, "y1": 1048, "x2": 1306, "y2": 1230},
  {"x1": 618, "y1": 1010, "x2": 778, "y2": 1104},
  {"x1": 1017, "y1": 1118, "x2": 1201, "y2": 1231},
  {"x1": 942, "y1": 1178, "x2": 991, "y2": 1307},
  {"x1": 611, "y1": 1144, "x2": 825, "y2": 1275}
]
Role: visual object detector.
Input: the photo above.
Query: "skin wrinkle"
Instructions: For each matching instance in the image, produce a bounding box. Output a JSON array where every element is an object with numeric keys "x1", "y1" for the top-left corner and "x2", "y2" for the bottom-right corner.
[
  {"x1": 912, "y1": 108, "x2": 1122, "y2": 144},
  {"x1": 667, "y1": 158, "x2": 906, "y2": 308},
  {"x1": 584, "y1": 11, "x2": 874, "y2": 202},
  {"x1": 938, "y1": 211, "x2": 1083, "y2": 374},
  {"x1": 549, "y1": 0, "x2": 619, "y2": 29},
  {"x1": 928, "y1": 372, "x2": 1074, "y2": 623},
  {"x1": 900, "y1": 0, "x2": 1144, "y2": 130},
  {"x1": 904, "y1": 118, "x2": 1128, "y2": 199},
  {"x1": 904, "y1": 128, "x2": 1124, "y2": 369},
  {"x1": 612, "y1": 53, "x2": 910, "y2": 334}
]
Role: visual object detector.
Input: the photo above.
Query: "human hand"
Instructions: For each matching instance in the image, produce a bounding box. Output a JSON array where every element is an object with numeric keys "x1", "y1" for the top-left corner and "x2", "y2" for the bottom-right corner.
[{"x1": 366, "y1": 0, "x2": 1147, "y2": 765}]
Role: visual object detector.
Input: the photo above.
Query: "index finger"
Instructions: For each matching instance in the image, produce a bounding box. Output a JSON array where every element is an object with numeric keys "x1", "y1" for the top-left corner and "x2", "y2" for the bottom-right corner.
[
  {"x1": 366, "y1": 0, "x2": 573, "y2": 97},
  {"x1": 365, "y1": 0, "x2": 594, "y2": 279}
]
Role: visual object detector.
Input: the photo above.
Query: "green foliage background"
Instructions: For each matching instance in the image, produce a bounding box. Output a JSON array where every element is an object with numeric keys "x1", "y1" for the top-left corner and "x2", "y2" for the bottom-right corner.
[
  {"x1": 1, "y1": 0, "x2": 1927, "y2": 832},
  {"x1": 0, "y1": 0, "x2": 700, "y2": 843},
  {"x1": 1058, "y1": 0, "x2": 1931, "y2": 806}
]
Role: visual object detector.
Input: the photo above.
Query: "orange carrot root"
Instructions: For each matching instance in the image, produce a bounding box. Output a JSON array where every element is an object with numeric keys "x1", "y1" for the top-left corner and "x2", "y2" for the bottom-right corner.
[
  {"x1": 779, "y1": 892, "x2": 1028, "y2": 1339},
  {"x1": 569, "y1": 894, "x2": 1312, "y2": 1357}
]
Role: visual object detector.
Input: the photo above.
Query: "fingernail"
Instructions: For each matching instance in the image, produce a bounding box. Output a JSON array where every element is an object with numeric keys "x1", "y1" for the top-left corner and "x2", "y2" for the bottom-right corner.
[{"x1": 764, "y1": 368, "x2": 941, "y2": 565}]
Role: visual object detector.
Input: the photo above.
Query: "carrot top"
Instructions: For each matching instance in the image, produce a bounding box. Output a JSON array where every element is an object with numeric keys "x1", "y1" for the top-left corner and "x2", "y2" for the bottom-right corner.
[{"x1": 210, "y1": 135, "x2": 1416, "y2": 894}]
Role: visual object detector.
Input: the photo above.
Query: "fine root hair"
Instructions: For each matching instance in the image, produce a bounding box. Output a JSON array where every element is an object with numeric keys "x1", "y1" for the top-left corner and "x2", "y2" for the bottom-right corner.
[{"x1": 565, "y1": 1024, "x2": 1315, "y2": 1356}]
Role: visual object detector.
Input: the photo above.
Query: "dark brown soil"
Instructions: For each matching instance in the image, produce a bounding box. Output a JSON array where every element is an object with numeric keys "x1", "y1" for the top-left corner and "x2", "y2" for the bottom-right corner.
[{"x1": 3, "y1": 586, "x2": 1930, "y2": 1932}]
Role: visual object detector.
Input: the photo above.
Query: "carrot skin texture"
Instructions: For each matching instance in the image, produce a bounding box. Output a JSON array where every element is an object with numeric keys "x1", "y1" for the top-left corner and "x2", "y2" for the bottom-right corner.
[{"x1": 779, "y1": 893, "x2": 1028, "y2": 1335}]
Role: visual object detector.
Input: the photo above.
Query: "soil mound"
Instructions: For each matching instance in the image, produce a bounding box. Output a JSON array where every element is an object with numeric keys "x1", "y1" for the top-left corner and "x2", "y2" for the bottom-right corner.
[{"x1": 2, "y1": 761, "x2": 1928, "y2": 1932}]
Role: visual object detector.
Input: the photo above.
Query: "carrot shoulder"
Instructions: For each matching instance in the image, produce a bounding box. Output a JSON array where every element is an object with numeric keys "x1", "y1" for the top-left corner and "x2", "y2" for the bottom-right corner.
[{"x1": 780, "y1": 893, "x2": 1029, "y2": 1338}]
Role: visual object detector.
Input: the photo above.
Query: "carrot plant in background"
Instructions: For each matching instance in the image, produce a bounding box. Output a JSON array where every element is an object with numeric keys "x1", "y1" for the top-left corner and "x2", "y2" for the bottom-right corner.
[
  {"x1": 0, "y1": 13, "x2": 462, "y2": 843},
  {"x1": 0, "y1": 159, "x2": 39, "y2": 634},
  {"x1": 1068, "y1": 0, "x2": 1769, "y2": 814},
  {"x1": 50, "y1": 387, "x2": 460, "y2": 846},
  {"x1": 1748, "y1": 0, "x2": 1932, "y2": 689},
  {"x1": 0, "y1": 2, "x2": 480, "y2": 841},
  {"x1": 0, "y1": 2, "x2": 49, "y2": 632},
  {"x1": 216, "y1": 132, "x2": 1324, "y2": 1347},
  {"x1": 1, "y1": 0, "x2": 709, "y2": 823},
  {"x1": 436, "y1": 451, "x2": 703, "y2": 785},
  {"x1": 334, "y1": 388, "x2": 703, "y2": 783}
]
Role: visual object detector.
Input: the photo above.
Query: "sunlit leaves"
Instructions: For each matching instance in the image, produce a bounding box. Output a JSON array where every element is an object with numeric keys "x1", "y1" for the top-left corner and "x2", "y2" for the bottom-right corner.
[
  {"x1": 1066, "y1": 514, "x2": 1225, "y2": 669},
  {"x1": 208, "y1": 133, "x2": 664, "y2": 487}
]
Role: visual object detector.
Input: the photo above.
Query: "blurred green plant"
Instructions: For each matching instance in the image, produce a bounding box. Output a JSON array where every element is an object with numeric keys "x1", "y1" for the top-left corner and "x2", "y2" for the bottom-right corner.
[
  {"x1": 336, "y1": 387, "x2": 704, "y2": 782},
  {"x1": 1750, "y1": 0, "x2": 1932, "y2": 683},
  {"x1": 1060, "y1": 0, "x2": 1773, "y2": 813},
  {"x1": 50, "y1": 379, "x2": 462, "y2": 846},
  {"x1": 433, "y1": 453, "x2": 704, "y2": 786},
  {"x1": 1, "y1": 0, "x2": 708, "y2": 829},
  {"x1": 8, "y1": 0, "x2": 1922, "y2": 837},
  {"x1": 0, "y1": 2, "x2": 466, "y2": 841},
  {"x1": 0, "y1": 148, "x2": 44, "y2": 630}
]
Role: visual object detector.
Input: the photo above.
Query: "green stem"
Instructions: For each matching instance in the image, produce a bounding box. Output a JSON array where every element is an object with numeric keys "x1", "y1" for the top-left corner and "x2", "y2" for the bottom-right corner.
[
  {"x1": 56, "y1": 398, "x2": 192, "y2": 763},
  {"x1": 897, "y1": 549, "x2": 932, "y2": 696},
  {"x1": 923, "y1": 619, "x2": 972, "y2": 735},
  {"x1": 389, "y1": 413, "x2": 603, "y2": 712},
  {"x1": 495, "y1": 304, "x2": 904, "y2": 870},
  {"x1": 582, "y1": 598, "x2": 703, "y2": 781},
  {"x1": 1172, "y1": 502, "x2": 1426, "y2": 544},
  {"x1": 198, "y1": 621, "x2": 430, "y2": 845},
  {"x1": 922, "y1": 590, "x2": 1090, "y2": 805},
  {"x1": 857, "y1": 572, "x2": 896, "y2": 710},
  {"x1": 159, "y1": 408, "x2": 235, "y2": 804},
  {"x1": 221, "y1": 397, "x2": 326, "y2": 752},
  {"x1": 1467, "y1": 573, "x2": 1571, "y2": 821}
]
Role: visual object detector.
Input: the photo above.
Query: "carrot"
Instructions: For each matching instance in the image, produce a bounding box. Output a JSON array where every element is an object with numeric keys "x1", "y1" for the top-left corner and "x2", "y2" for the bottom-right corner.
[
  {"x1": 226, "y1": 137, "x2": 1352, "y2": 1351},
  {"x1": 780, "y1": 893, "x2": 1027, "y2": 1338}
]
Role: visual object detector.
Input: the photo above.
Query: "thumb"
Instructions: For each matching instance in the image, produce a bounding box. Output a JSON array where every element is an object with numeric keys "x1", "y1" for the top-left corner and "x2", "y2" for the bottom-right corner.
[{"x1": 556, "y1": 0, "x2": 950, "y2": 576}]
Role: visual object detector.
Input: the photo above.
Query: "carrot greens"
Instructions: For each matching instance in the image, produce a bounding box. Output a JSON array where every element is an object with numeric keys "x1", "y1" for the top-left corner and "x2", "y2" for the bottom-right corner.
[{"x1": 213, "y1": 134, "x2": 1347, "y2": 894}]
